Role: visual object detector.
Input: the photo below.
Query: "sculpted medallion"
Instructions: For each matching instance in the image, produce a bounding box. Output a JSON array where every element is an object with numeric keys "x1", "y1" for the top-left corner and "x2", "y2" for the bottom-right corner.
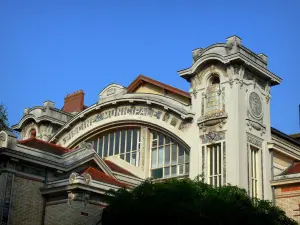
[{"x1": 249, "y1": 92, "x2": 262, "y2": 118}]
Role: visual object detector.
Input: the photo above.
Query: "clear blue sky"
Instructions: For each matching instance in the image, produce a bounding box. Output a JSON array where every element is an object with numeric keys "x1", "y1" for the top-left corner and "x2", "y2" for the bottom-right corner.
[{"x1": 1, "y1": 0, "x2": 300, "y2": 134}]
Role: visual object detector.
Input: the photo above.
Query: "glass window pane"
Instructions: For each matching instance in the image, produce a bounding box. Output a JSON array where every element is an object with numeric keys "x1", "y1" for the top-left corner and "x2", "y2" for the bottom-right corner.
[
  {"x1": 178, "y1": 146, "x2": 184, "y2": 164},
  {"x1": 151, "y1": 149, "x2": 157, "y2": 169},
  {"x1": 126, "y1": 130, "x2": 132, "y2": 152},
  {"x1": 132, "y1": 129, "x2": 137, "y2": 150},
  {"x1": 120, "y1": 153, "x2": 125, "y2": 160},
  {"x1": 159, "y1": 133, "x2": 164, "y2": 146},
  {"x1": 152, "y1": 132, "x2": 157, "y2": 140},
  {"x1": 185, "y1": 163, "x2": 189, "y2": 175},
  {"x1": 185, "y1": 151, "x2": 190, "y2": 163},
  {"x1": 179, "y1": 164, "x2": 184, "y2": 175},
  {"x1": 214, "y1": 145, "x2": 218, "y2": 175},
  {"x1": 115, "y1": 131, "x2": 120, "y2": 155},
  {"x1": 164, "y1": 167, "x2": 170, "y2": 177},
  {"x1": 152, "y1": 139, "x2": 158, "y2": 148},
  {"x1": 103, "y1": 135, "x2": 109, "y2": 157},
  {"x1": 165, "y1": 136, "x2": 170, "y2": 144},
  {"x1": 93, "y1": 139, "x2": 98, "y2": 152},
  {"x1": 109, "y1": 133, "x2": 114, "y2": 156},
  {"x1": 126, "y1": 152, "x2": 130, "y2": 163},
  {"x1": 99, "y1": 137, "x2": 103, "y2": 157},
  {"x1": 158, "y1": 146, "x2": 164, "y2": 168},
  {"x1": 131, "y1": 152, "x2": 136, "y2": 166},
  {"x1": 171, "y1": 165, "x2": 177, "y2": 176},
  {"x1": 120, "y1": 130, "x2": 126, "y2": 154},
  {"x1": 219, "y1": 145, "x2": 222, "y2": 174},
  {"x1": 165, "y1": 145, "x2": 170, "y2": 166},
  {"x1": 171, "y1": 144, "x2": 177, "y2": 165},
  {"x1": 151, "y1": 168, "x2": 163, "y2": 179},
  {"x1": 210, "y1": 147, "x2": 213, "y2": 176}
]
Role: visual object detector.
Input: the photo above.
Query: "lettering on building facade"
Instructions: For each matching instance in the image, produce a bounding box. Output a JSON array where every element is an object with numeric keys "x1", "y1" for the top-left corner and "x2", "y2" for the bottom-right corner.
[{"x1": 61, "y1": 106, "x2": 166, "y2": 145}]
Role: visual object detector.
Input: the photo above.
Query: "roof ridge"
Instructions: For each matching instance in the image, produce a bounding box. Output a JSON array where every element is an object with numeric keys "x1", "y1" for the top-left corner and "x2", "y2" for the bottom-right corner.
[{"x1": 127, "y1": 74, "x2": 191, "y2": 99}]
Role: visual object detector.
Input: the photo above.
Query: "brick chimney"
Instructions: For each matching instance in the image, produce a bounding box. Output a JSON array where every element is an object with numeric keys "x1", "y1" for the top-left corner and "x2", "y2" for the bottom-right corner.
[{"x1": 63, "y1": 90, "x2": 85, "y2": 113}]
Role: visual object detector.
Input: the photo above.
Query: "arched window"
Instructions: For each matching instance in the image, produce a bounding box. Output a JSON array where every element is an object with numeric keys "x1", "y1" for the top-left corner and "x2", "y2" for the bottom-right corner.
[
  {"x1": 150, "y1": 130, "x2": 189, "y2": 179},
  {"x1": 88, "y1": 128, "x2": 141, "y2": 167},
  {"x1": 30, "y1": 129, "x2": 36, "y2": 138},
  {"x1": 206, "y1": 75, "x2": 221, "y2": 115}
]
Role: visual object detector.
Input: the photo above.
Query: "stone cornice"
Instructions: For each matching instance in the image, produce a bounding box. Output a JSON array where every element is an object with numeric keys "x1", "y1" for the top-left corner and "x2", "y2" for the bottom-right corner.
[
  {"x1": 0, "y1": 145, "x2": 115, "y2": 177},
  {"x1": 269, "y1": 134, "x2": 300, "y2": 160}
]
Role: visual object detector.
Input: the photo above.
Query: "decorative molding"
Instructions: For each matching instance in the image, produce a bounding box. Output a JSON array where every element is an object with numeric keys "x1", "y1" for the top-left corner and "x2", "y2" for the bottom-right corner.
[
  {"x1": 201, "y1": 131, "x2": 225, "y2": 144},
  {"x1": 247, "y1": 133, "x2": 263, "y2": 148},
  {"x1": 246, "y1": 119, "x2": 266, "y2": 136},
  {"x1": 83, "y1": 173, "x2": 92, "y2": 185}
]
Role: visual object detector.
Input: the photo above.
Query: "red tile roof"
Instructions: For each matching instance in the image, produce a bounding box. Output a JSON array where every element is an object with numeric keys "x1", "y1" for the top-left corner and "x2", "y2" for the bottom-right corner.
[
  {"x1": 127, "y1": 75, "x2": 191, "y2": 99},
  {"x1": 81, "y1": 167, "x2": 127, "y2": 188},
  {"x1": 104, "y1": 159, "x2": 137, "y2": 177},
  {"x1": 282, "y1": 162, "x2": 300, "y2": 175},
  {"x1": 18, "y1": 138, "x2": 72, "y2": 155}
]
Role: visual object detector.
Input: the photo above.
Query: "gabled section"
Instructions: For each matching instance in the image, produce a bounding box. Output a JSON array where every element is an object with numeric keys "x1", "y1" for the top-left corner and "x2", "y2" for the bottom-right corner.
[{"x1": 127, "y1": 75, "x2": 191, "y2": 105}]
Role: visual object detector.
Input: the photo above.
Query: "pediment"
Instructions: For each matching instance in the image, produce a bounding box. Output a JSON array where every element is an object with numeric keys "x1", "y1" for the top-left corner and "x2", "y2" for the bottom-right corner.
[{"x1": 98, "y1": 84, "x2": 126, "y2": 101}]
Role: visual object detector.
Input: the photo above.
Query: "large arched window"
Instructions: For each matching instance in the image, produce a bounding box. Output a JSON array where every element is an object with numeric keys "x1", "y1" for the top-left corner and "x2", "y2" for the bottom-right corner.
[
  {"x1": 150, "y1": 130, "x2": 189, "y2": 179},
  {"x1": 88, "y1": 127, "x2": 141, "y2": 167}
]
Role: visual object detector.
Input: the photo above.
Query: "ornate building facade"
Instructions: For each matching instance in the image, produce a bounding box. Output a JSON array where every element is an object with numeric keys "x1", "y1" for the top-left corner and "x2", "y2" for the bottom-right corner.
[{"x1": 1, "y1": 35, "x2": 300, "y2": 224}]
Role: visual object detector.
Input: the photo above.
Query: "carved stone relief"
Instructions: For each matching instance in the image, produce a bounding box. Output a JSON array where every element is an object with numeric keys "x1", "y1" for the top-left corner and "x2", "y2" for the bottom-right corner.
[
  {"x1": 247, "y1": 133, "x2": 263, "y2": 148},
  {"x1": 201, "y1": 131, "x2": 225, "y2": 144}
]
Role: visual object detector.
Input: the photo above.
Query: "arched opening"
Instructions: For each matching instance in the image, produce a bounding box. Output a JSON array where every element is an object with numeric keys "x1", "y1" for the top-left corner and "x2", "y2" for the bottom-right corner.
[
  {"x1": 30, "y1": 129, "x2": 36, "y2": 138},
  {"x1": 85, "y1": 125, "x2": 190, "y2": 179}
]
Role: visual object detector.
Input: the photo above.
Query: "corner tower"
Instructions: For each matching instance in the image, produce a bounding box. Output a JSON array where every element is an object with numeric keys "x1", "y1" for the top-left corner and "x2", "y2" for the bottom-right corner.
[{"x1": 178, "y1": 35, "x2": 281, "y2": 200}]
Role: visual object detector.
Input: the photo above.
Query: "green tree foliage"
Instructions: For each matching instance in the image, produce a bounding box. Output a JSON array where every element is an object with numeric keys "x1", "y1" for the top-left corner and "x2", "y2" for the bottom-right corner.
[
  {"x1": 0, "y1": 103, "x2": 10, "y2": 131},
  {"x1": 101, "y1": 178, "x2": 297, "y2": 225}
]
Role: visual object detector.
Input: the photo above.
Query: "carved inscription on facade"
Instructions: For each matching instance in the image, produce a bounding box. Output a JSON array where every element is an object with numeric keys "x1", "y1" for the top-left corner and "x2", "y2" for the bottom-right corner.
[{"x1": 61, "y1": 106, "x2": 164, "y2": 145}]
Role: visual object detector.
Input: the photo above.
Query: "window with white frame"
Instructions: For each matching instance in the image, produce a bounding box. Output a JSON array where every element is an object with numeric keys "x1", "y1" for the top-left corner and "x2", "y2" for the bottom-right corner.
[
  {"x1": 88, "y1": 128, "x2": 141, "y2": 167},
  {"x1": 250, "y1": 146, "x2": 259, "y2": 198},
  {"x1": 207, "y1": 143, "x2": 222, "y2": 187},
  {"x1": 150, "y1": 130, "x2": 189, "y2": 179}
]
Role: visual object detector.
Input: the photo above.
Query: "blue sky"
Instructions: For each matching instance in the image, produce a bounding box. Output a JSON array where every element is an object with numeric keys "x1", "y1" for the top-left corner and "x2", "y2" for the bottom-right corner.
[{"x1": 0, "y1": 0, "x2": 300, "y2": 134}]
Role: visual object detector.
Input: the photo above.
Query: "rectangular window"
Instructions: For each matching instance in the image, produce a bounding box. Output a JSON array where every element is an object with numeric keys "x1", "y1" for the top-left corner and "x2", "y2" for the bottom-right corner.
[
  {"x1": 120, "y1": 130, "x2": 126, "y2": 154},
  {"x1": 158, "y1": 146, "x2": 164, "y2": 168},
  {"x1": 152, "y1": 149, "x2": 157, "y2": 169},
  {"x1": 250, "y1": 146, "x2": 258, "y2": 198},
  {"x1": 171, "y1": 144, "x2": 177, "y2": 165},
  {"x1": 207, "y1": 143, "x2": 222, "y2": 187},
  {"x1": 115, "y1": 131, "x2": 120, "y2": 155},
  {"x1": 103, "y1": 135, "x2": 109, "y2": 157},
  {"x1": 132, "y1": 129, "x2": 138, "y2": 150},
  {"x1": 165, "y1": 145, "x2": 170, "y2": 166},
  {"x1": 126, "y1": 130, "x2": 132, "y2": 152},
  {"x1": 109, "y1": 133, "x2": 114, "y2": 156},
  {"x1": 99, "y1": 137, "x2": 103, "y2": 157}
]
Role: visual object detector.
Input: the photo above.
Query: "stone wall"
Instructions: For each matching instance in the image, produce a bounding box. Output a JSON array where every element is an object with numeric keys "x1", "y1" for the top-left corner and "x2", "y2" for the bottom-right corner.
[
  {"x1": 45, "y1": 202, "x2": 103, "y2": 225},
  {"x1": 275, "y1": 186, "x2": 300, "y2": 224},
  {"x1": 10, "y1": 176, "x2": 44, "y2": 225}
]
